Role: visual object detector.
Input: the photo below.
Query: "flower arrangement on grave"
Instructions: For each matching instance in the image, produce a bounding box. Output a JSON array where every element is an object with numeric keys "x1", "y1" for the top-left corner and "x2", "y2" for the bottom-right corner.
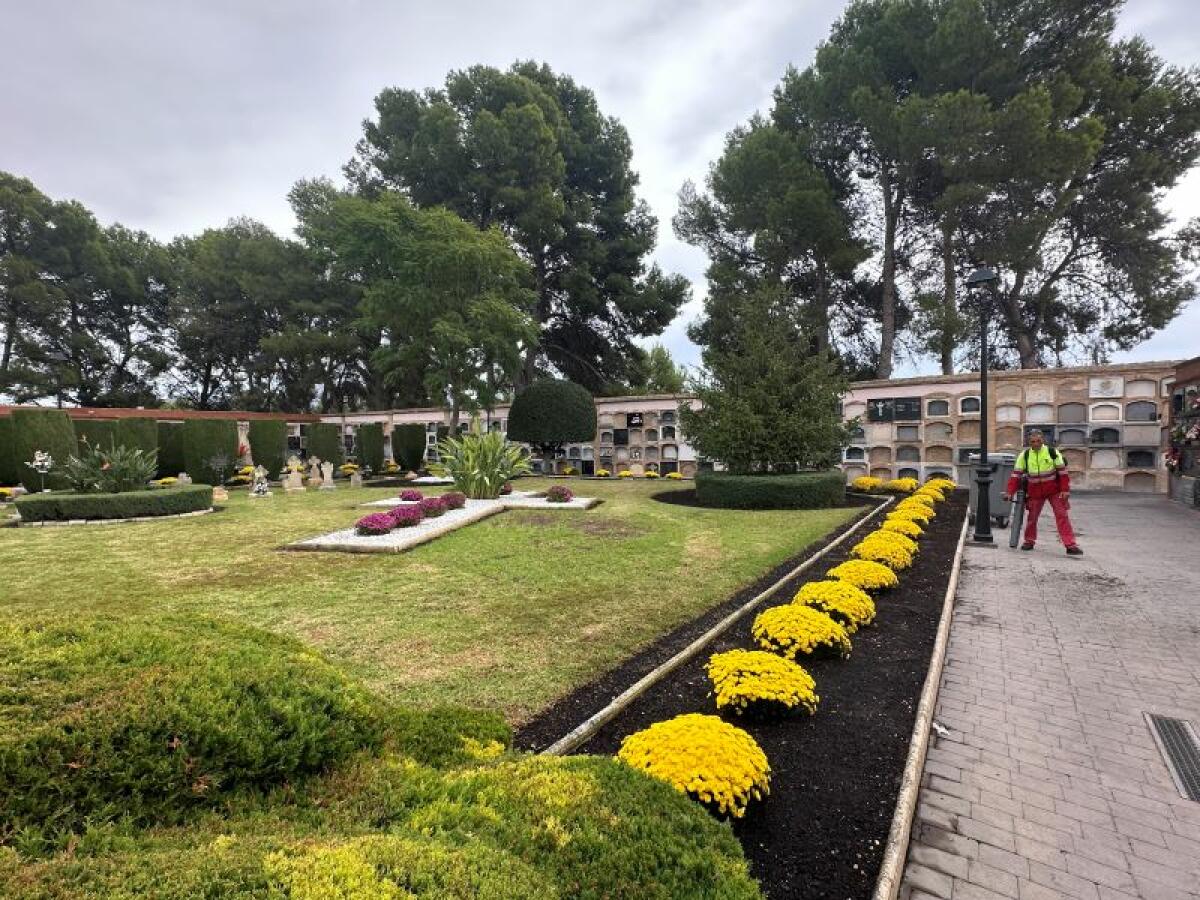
[
  {"x1": 419, "y1": 496, "x2": 447, "y2": 518},
  {"x1": 666, "y1": 471, "x2": 684, "y2": 480},
  {"x1": 545, "y1": 485, "x2": 574, "y2": 503},
  {"x1": 24, "y1": 450, "x2": 54, "y2": 492},
  {"x1": 595, "y1": 468, "x2": 611, "y2": 477},
  {"x1": 382, "y1": 459, "x2": 401, "y2": 473},
  {"x1": 884, "y1": 477, "x2": 920, "y2": 493},
  {"x1": 339, "y1": 463, "x2": 360, "y2": 475},
  {"x1": 238, "y1": 465, "x2": 255, "y2": 476},
  {"x1": 826, "y1": 559, "x2": 900, "y2": 591},
  {"x1": 752, "y1": 605, "x2": 852, "y2": 660},
  {"x1": 616, "y1": 713, "x2": 770, "y2": 818},
  {"x1": 851, "y1": 476, "x2": 884, "y2": 493},
  {"x1": 1165, "y1": 446, "x2": 1182, "y2": 473},
  {"x1": 354, "y1": 513, "x2": 394, "y2": 536},
  {"x1": 561, "y1": 466, "x2": 576, "y2": 476},
  {"x1": 793, "y1": 580, "x2": 876, "y2": 633},
  {"x1": 151, "y1": 476, "x2": 179, "y2": 488},
  {"x1": 618, "y1": 470, "x2": 634, "y2": 478},
  {"x1": 880, "y1": 516, "x2": 924, "y2": 539},
  {"x1": 441, "y1": 491, "x2": 467, "y2": 510},
  {"x1": 388, "y1": 505, "x2": 424, "y2": 528},
  {"x1": 706, "y1": 649, "x2": 819, "y2": 716},
  {"x1": 851, "y1": 532, "x2": 915, "y2": 571},
  {"x1": 0, "y1": 486, "x2": 14, "y2": 502},
  {"x1": 399, "y1": 488, "x2": 424, "y2": 502},
  {"x1": 643, "y1": 470, "x2": 660, "y2": 478}
]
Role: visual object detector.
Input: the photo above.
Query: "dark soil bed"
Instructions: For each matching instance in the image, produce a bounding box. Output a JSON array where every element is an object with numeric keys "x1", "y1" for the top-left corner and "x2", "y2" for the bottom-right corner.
[{"x1": 516, "y1": 492, "x2": 966, "y2": 900}]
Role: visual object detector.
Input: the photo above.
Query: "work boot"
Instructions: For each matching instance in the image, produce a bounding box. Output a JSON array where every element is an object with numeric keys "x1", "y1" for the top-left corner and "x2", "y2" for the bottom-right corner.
[
  {"x1": 1021, "y1": 542, "x2": 1034, "y2": 551},
  {"x1": 1066, "y1": 545, "x2": 1083, "y2": 556}
]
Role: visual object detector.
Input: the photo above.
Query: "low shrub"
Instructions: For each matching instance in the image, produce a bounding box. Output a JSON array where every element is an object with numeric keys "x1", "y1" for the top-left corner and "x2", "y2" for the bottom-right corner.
[
  {"x1": 706, "y1": 649, "x2": 818, "y2": 716},
  {"x1": 15, "y1": 485, "x2": 213, "y2": 523},
  {"x1": 355, "y1": 513, "x2": 395, "y2": 536},
  {"x1": 826, "y1": 559, "x2": 899, "y2": 591},
  {"x1": 617, "y1": 713, "x2": 770, "y2": 818},
  {"x1": 561, "y1": 466, "x2": 576, "y2": 476},
  {"x1": 545, "y1": 484, "x2": 574, "y2": 503},
  {"x1": 399, "y1": 488, "x2": 424, "y2": 501},
  {"x1": 441, "y1": 491, "x2": 467, "y2": 510},
  {"x1": 595, "y1": 468, "x2": 611, "y2": 477},
  {"x1": 388, "y1": 505, "x2": 425, "y2": 528},
  {"x1": 0, "y1": 616, "x2": 387, "y2": 838},
  {"x1": 917, "y1": 485, "x2": 947, "y2": 502},
  {"x1": 61, "y1": 442, "x2": 157, "y2": 494},
  {"x1": 751, "y1": 605, "x2": 852, "y2": 659},
  {"x1": 851, "y1": 475, "x2": 883, "y2": 492},
  {"x1": 500, "y1": 482, "x2": 513, "y2": 495},
  {"x1": 666, "y1": 471, "x2": 684, "y2": 480},
  {"x1": 884, "y1": 477, "x2": 919, "y2": 493},
  {"x1": 898, "y1": 492, "x2": 935, "y2": 509},
  {"x1": 887, "y1": 506, "x2": 932, "y2": 525},
  {"x1": 793, "y1": 580, "x2": 876, "y2": 633},
  {"x1": 431, "y1": 421, "x2": 532, "y2": 499},
  {"x1": 643, "y1": 470, "x2": 660, "y2": 479},
  {"x1": 618, "y1": 470, "x2": 634, "y2": 478},
  {"x1": 851, "y1": 537, "x2": 914, "y2": 571},
  {"x1": 419, "y1": 496, "x2": 447, "y2": 518},
  {"x1": 694, "y1": 470, "x2": 845, "y2": 509},
  {"x1": 880, "y1": 517, "x2": 923, "y2": 539}
]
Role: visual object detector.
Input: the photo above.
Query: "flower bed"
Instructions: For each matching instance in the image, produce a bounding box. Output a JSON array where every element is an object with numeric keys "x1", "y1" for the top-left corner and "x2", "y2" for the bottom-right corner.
[{"x1": 14, "y1": 485, "x2": 214, "y2": 523}]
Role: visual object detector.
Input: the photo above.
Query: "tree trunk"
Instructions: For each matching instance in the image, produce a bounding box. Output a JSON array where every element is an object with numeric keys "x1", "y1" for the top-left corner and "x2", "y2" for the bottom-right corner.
[
  {"x1": 515, "y1": 254, "x2": 550, "y2": 392},
  {"x1": 877, "y1": 169, "x2": 898, "y2": 379},
  {"x1": 940, "y1": 218, "x2": 956, "y2": 375},
  {"x1": 0, "y1": 313, "x2": 15, "y2": 388},
  {"x1": 999, "y1": 282, "x2": 1040, "y2": 369}
]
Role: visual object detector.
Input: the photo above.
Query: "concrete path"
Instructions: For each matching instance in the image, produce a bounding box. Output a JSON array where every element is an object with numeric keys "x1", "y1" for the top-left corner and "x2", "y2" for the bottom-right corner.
[{"x1": 901, "y1": 493, "x2": 1200, "y2": 900}]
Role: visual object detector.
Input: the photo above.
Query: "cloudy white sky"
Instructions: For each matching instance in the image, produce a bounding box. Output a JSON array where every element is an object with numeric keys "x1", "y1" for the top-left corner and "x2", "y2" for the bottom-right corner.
[{"x1": 3, "y1": 0, "x2": 1197, "y2": 376}]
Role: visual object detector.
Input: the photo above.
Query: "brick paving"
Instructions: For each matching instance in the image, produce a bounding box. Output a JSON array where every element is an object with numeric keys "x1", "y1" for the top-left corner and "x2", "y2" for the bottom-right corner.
[{"x1": 900, "y1": 493, "x2": 1200, "y2": 900}]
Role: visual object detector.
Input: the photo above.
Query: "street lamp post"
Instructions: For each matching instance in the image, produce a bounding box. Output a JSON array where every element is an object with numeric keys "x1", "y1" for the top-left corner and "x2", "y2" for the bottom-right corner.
[{"x1": 966, "y1": 267, "x2": 999, "y2": 543}]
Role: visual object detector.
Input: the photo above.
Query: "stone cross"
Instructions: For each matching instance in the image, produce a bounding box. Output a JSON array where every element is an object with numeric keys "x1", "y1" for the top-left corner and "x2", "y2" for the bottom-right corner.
[
  {"x1": 250, "y1": 465, "x2": 272, "y2": 499},
  {"x1": 307, "y1": 457, "x2": 323, "y2": 488},
  {"x1": 350, "y1": 471, "x2": 363, "y2": 489},
  {"x1": 319, "y1": 460, "x2": 336, "y2": 490}
]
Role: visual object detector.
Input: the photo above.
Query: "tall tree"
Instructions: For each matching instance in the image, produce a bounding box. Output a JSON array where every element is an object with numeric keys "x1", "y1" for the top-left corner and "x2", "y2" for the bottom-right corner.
[
  {"x1": 345, "y1": 61, "x2": 689, "y2": 393},
  {"x1": 642, "y1": 344, "x2": 687, "y2": 394},
  {"x1": 0, "y1": 173, "x2": 55, "y2": 398}
]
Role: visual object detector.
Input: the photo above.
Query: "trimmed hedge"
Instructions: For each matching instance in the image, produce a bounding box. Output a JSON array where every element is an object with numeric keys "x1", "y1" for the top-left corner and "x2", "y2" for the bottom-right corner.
[
  {"x1": 11, "y1": 408, "x2": 77, "y2": 491},
  {"x1": 694, "y1": 470, "x2": 846, "y2": 509},
  {"x1": 248, "y1": 420, "x2": 288, "y2": 478},
  {"x1": 117, "y1": 417, "x2": 158, "y2": 456},
  {"x1": 392, "y1": 423, "x2": 427, "y2": 470},
  {"x1": 181, "y1": 419, "x2": 239, "y2": 485},
  {"x1": 306, "y1": 422, "x2": 344, "y2": 468},
  {"x1": 0, "y1": 415, "x2": 20, "y2": 485},
  {"x1": 73, "y1": 418, "x2": 119, "y2": 452},
  {"x1": 357, "y1": 422, "x2": 385, "y2": 472},
  {"x1": 507, "y1": 379, "x2": 597, "y2": 450},
  {"x1": 15, "y1": 484, "x2": 214, "y2": 522},
  {"x1": 0, "y1": 615, "x2": 388, "y2": 837},
  {"x1": 156, "y1": 421, "x2": 185, "y2": 477}
]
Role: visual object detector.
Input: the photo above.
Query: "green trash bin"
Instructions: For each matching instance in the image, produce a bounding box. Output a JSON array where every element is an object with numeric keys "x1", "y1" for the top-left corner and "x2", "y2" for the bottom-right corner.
[{"x1": 966, "y1": 452, "x2": 1016, "y2": 527}]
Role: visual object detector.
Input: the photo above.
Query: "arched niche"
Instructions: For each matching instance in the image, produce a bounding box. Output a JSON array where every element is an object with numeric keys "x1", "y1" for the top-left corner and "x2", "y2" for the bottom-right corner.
[
  {"x1": 960, "y1": 396, "x2": 981, "y2": 414},
  {"x1": 898, "y1": 467, "x2": 919, "y2": 480},
  {"x1": 1125, "y1": 400, "x2": 1158, "y2": 422},
  {"x1": 843, "y1": 466, "x2": 867, "y2": 483},
  {"x1": 1026, "y1": 403, "x2": 1054, "y2": 424},
  {"x1": 844, "y1": 446, "x2": 866, "y2": 461},
  {"x1": 925, "y1": 468, "x2": 954, "y2": 482},
  {"x1": 600, "y1": 430, "x2": 613, "y2": 445},
  {"x1": 869, "y1": 446, "x2": 893, "y2": 465},
  {"x1": 1091, "y1": 448, "x2": 1120, "y2": 469},
  {"x1": 1090, "y1": 403, "x2": 1121, "y2": 422},
  {"x1": 645, "y1": 428, "x2": 659, "y2": 442},
  {"x1": 896, "y1": 424, "x2": 920, "y2": 441},
  {"x1": 996, "y1": 404, "x2": 1022, "y2": 423},
  {"x1": 926, "y1": 445, "x2": 953, "y2": 464},
  {"x1": 661, "y1": 444, "x2": 679, "y2": 460},
  {"x1": 661, "y1": 425, "x2": 676, "y2": 440},
  {"x1": 1058, "y1": 428, "x2": 1086, "y2": 446},
  {"x1": 1124, "y1": 472, "x2": 1157, "y2": 493},
  {"x1": 958, "y1": 419, "x2": 981, "y2": 442},
  {"x1": 995, "y1": 426, "x2": 1021, "y2": 449},
  {"x1": 1125, "y1": 448, "x2": 1156, "y2": 469},
  {"x1": 1057, "y1": 402, "x2": 1087, "y2": 424},
  {"x1": 896, "y1": 445, "x2": 921, "y2": 462},
  {"x1": 1090, "y1": 427, "x2": 1121, "y2": 445},
  {"x1": 926, "y1": 422, "x2": 953, "y2": 441},
  {"x1": 926, "y1": 399, "x2": 950, "y2": 417},
  {"x1": 847, "y1": 424, "x2": 866, "y2": 441},
  {"x1": 870, "y1": 467, "x2": 892, "y2": 480}
]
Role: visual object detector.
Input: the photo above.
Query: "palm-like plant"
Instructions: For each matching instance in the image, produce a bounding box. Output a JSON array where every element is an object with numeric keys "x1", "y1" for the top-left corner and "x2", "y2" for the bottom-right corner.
[
  {"x1": 431, "y1": 419, "x2": 531, "y2": 499},
  {"x1": 61, "y1": 441, "x2": 158, "y2": 494}
]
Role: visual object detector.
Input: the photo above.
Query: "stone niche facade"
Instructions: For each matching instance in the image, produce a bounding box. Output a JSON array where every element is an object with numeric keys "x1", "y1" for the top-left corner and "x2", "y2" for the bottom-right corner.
[{"x1": 838, "y1": 361, "x2": 1176, "y2": 492}]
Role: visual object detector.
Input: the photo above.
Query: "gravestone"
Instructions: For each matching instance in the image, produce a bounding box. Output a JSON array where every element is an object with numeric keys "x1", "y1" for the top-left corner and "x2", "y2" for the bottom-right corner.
[
  {"x1": 307, "y1": 458, "x2": 323, "y2": 489},
  {"x1": 282, "y1": 470, "x2": 305, "y2": 492},
  {"x1": 176, "y1": 473, "x2": 192, "y2": 485},
  {"x1": 320, "y1": 461, "x2": 336, "y2": 490},
  {"x1": 250, "y1": 465, "x2": 272, "y2": 499},
  {"x1": 350, "y1": 472, "x2": 363, "y2": 489}
]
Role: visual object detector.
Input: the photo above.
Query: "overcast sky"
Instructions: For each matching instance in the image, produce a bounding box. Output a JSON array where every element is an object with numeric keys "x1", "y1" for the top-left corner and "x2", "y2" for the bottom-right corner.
[{"x1": 3, "y1": 0, "x2": 1197, "y2": 377}]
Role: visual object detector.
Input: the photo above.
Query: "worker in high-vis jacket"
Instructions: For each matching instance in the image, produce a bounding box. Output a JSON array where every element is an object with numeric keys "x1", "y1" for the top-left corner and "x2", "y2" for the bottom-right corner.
[{"x1": 1002, "y1": 429, "x2": 1083, "y2": 555}]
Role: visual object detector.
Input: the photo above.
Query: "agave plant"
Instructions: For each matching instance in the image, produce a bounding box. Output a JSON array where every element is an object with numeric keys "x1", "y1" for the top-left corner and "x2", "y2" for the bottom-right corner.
[
  {"x1": 430, "y1": 419, "x2": 531, "y2": 499},
  {"x1": 62, "y1": 441, "x2": 158, "y2": 494}
]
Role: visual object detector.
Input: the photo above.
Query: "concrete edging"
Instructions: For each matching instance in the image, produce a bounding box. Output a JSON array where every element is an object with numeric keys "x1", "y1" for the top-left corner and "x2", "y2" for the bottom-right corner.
[
  {"x1": 542, "y1": 495, "x2": 895, "y2": 756},
  {"x1": 15, "y1": 507, "x2": 215, "y2": 527},
  {"x1": 871, "y1": 509, "x2": 971, "y2": 900}
]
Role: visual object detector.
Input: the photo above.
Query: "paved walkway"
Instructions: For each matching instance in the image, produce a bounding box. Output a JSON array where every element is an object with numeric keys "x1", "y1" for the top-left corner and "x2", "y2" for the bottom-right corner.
[{"x1": 901, "y1": 493, "x2": 1200, "y2": 900}]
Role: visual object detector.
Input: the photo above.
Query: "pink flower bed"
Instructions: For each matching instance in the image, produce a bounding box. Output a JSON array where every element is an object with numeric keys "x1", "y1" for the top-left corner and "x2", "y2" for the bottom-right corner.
[
  {"x1": 355, "y1": 513, "x2": 395, "y2": 536},
  {"x1": 388, "y1": 505, "x2": 424, "y2": 528},
  {"x1": 545, "y1": 485, "x2": 574, "y2": 503},
  {"x1": 399, "y1": 488, "x2": 424, "y2": 502},
  {"x1": 441, "y1": 491, "x2": 467, "y2": 510},
  {"x1": 419, "y1": 496, "x2": 447, "y2": 518}
]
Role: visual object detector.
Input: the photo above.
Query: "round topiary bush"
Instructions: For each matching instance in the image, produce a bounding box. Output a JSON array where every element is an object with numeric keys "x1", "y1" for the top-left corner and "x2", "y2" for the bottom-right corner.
[
  {"x1": 0, "y1": 616, "x2": 388, "y2": 837},
  {"x1": 506, "y1": 380, "x2": 597, "y2": 459},
  {"x1": 693, "y1": 470, "x2": 845, "y2": 509}
]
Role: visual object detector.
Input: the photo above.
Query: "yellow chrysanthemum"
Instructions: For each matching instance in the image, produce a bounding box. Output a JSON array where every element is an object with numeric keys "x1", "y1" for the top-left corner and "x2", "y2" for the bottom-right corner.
[
  {"x1": 752, "y1": 604, "x2": 852, "y2": 660},
  {"x1": 793, "y1": 580, "x2": 876, "y2": 633},
  {"x1": 851, "y1": 534, "x2": 914, "y2": 570},
  {"x1": 826, "y1": 559, "x2": 900, "y2": 591},
  {"x1": 891, "y1": 503, "x2": 935, "y2": 522},
  {"x1": 666, "y1": 471, "x2": 684, "y2": 479},
  {"x1": 898, "y1": 492, "x2": 935, "y2": 508},
  {"x1": 851, "y1": 476, "x2": 884, "y2": 492},
  {"x1": 884, "y1": 477, "x2": 920, "y2": 493},
  {"x1": 879, "y1": 517, "x2": 923, "y2": 538},
  {"x1": 864, "y1": 529, "x2": 917, "y2": 553},
  {"x1": 706, "y1": 649, "x2": 818, "y2": 715},
  {"x1": 617, "y1": 713, "x2": 770, "y2": 818}
]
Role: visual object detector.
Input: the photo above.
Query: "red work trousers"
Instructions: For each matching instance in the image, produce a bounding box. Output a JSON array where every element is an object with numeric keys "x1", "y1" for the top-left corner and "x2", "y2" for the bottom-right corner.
[{"x1": 1024, "y1": 494, "x2": 1077, "y2": 547}]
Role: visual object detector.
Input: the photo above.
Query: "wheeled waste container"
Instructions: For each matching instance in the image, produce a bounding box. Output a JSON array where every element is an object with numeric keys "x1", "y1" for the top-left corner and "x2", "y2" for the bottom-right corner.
[{"x1": 966, "y1": 452, "x2": 1016, "y2": 527}]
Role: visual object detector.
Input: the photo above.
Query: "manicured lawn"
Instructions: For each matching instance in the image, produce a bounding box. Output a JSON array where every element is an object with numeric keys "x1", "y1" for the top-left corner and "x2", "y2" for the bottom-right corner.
[{"x1": 0, "y1": 478, "x2": 855, "y2": 722}]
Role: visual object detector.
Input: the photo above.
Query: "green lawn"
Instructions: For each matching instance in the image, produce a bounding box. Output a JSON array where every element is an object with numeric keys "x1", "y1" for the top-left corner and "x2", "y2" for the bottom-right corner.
[{"x1": 0, "y1": 478, "x2": 855, "y2": 722}]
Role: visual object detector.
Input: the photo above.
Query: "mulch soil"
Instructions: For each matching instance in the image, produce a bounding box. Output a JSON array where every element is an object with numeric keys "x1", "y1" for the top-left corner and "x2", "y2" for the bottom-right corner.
[{"x1": 514, "y1": 491, "x2": 967, "y2": 900}]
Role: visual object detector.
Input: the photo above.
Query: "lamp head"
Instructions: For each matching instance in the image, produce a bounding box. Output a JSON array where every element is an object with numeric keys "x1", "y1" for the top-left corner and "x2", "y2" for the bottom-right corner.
[{"x1": 966, "y1": 267, "x2": 998, "y2": 286}]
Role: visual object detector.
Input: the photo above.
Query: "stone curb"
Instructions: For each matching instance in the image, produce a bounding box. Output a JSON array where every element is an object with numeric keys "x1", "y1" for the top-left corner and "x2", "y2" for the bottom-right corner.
[
  {"x1": 871, "y1": 509, "x2": 971, "y2": 900},
  {"x1": 15, "y1": 508, "x2": 215, "y2": 527}
]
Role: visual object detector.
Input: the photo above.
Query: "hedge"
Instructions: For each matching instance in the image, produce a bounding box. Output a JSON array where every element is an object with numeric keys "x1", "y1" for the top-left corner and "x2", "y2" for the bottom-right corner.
[
  {"x1": 11, "y1": 408, "x2": 77, "y2": 491},
  {"x1": 507, "y1": 379, "x2": 596, "y2": 450},
  {"x1": 694, "y1": 470, "x2": 846, "y2": 509},
  {"x1": 306, "y1": 422, "x2": 344, "y2": 468},
  {"x1": 181, "y1": 419, "x2": 239, "y2": 485},
  {"x1": 117, "y1": 417, "x2": 158, "y2": 456},
  {"x1": 357, "y1": 422, "x2": 385, "y2": 472},
  {"x1": 156, "y1": 421, "x2": 185, "y2": 477},
  {"x1": 248, "y1": 420, "x2": 288, "y2": 478},
  {"x1": 392, "y1": 423, "x2": 427, "y2": 470},
  {"x1": 0, "y1": 615, "x2": 388, "y2": 838},
  {"x1": 15, "y1": 484, "x2": 214, "y2": 522},
  {"x1": 0, "y1": 415, "x2": 20, "y2": 485},
  {"x1": 73, "y1": 418, "x2": 119, "y2": 452}
]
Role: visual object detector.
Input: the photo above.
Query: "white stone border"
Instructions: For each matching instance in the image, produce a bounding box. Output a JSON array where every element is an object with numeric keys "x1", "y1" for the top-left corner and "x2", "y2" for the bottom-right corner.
[
  {"x1": 15, "y1": 508, "x2": 215, "y2": 527},
  {"x1": 871, "y1": 510, "x2": 971, "y2": 900}
]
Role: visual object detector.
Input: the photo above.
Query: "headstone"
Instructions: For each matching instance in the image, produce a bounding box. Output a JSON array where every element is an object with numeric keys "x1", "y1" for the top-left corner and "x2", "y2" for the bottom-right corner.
[
  {"x1": 250, "y1": 465, "x2": 272, "y2": 499},
  {"x1": 176, "y1": 472, "x2": 193, "y2": 485},
  {"x1": 212, "y1": 486, "x2": 229, "y2": 503},
  {"x1": 282, "y1": 470, "x2": 305, "y2": 493},
  {"x1": 307, "y1": 457, "x2": 323, "y2": 489},
  {"x1": 350, "y1": 472, "x2": 363, "y2": 489},
  {"x1": 320, "y1": 461, "x2": 336, "y2": 490}
]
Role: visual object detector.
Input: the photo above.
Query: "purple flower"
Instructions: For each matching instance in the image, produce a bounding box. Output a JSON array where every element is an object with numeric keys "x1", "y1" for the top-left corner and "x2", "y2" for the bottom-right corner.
[
  {"x1": 388, "y1": 504, "x2": 424, "y2": 528},
  {"x1": 500, "y1": 482, "x2": 513, "y2": 495},
  {"x1": 419, "y1": 496, "x2": 447, "y2": 517},
  {"x1": 546, "y1": 485, "x2": 574, "y2": 503},
  {"x1": 355, "y1": 513, "x2": 395, "y2": 536},
  {"x1": 399, "y1": 488, "x2": 424, "y2": 502},
  {"x1": 441, "y1": 491, "x2": 467, "y2": 509}
]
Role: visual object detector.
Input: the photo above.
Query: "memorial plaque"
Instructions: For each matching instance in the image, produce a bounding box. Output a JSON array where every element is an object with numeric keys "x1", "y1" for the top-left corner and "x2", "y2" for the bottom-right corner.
[
  {"x1": 894, "y1": 397, "x2": 921, "y2": 421},
  {"x1": 867, "y1": 399, "x2": 894, "y2": 422}
]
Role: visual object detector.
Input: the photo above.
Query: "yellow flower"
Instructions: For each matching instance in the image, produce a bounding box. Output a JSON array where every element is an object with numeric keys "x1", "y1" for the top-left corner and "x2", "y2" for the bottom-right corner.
[
  {"x1": 879, "y1": 517, "x2": 923, "y2": 539},
  {"x1": 826, "y1": 559, "x2": 900, "y2": 591},
  {"x1": 888, "y1": 505, "x2": 933, "y2": 524},
  {"x1": 884, "y1": 477, "x2": 920, "y2": 493},
  {"x1": 665, "y1": 471, "x2": 684, "y2": 479},
  {"x1": 617, "y1": 713, "x2": 770, "y2": 818},
  {"x1": 706, "y1": 649, "x2": 819, "y2": 715},
  {"x1": 851, "y1": 533, "x2": 915, "y2": 570},
  {"x1": 851, "y1": 476, "x2": 884, "y2": 492},
  {"x1": 643, "y1": 470, "x2": 660, "y2": 478},
  {"x1": 793, "y1": 580, "x2": 876, "y2": 633},
  {"x1": 752, "y1": 604, "x2": 852, "y2": 659},
  {"x1": 618, "y1": 470, "x2": 634, "y2": 478},
  {"x1": 595, "y1": 468, "x2": 611, "y2": 477}
]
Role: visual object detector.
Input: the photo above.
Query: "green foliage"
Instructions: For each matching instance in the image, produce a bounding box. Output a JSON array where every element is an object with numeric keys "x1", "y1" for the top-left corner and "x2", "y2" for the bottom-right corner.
[
  {"x1": 386, "y1": 706, "x2": 511, "y2": 768},
  {"x1": 0, "y1": 615, "x2": 388, "y2": 841},
  {"x1": 72, "y1": 419, "x2": 118, "y2": 452},
  {"x1": 506, "y1": 380, "x2": 597, "y2": 455},
  {"x1": 14, "y1": 485, "x2": 213, "y2": 522},
  {"x1": 181, "y1": 419, "x2": 239, "y2": 485},
  {"x1": 431, "y1": 420, "x2": 532, "y2": 499},
  {"x1": 60, "y1": 443, "x2": 157, "y2": 494},
  {"x1": 10, "y1": 408, "x2": 77, "y2": 491},
  {"x1": 116, "y1": 418, "x2": 158, "y2": 455},
  {"x1": 0, "y1": 417, "x2": 17, "y2": 485},
  {"x1": 305, "y1": 423, "x2": 343, "y2": 468},
  {"x1": 356, "y1": 423, "x2": 385, "y2": 472},
  {"x1": 391, "y1": 423, "x2": 427, "y2": 471},
  {"x1": 156, "y1": 422, "x2": 185, "y2": 478},
  {"x1": 694, "y1": 471, "x2": 846, "y2": 510},
  {"x1": 681, "y1": 289, "x2": 849, "y2": 474},
  {"x1": 248, "y1": 420, "x2": 288, "y2": 478}
]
